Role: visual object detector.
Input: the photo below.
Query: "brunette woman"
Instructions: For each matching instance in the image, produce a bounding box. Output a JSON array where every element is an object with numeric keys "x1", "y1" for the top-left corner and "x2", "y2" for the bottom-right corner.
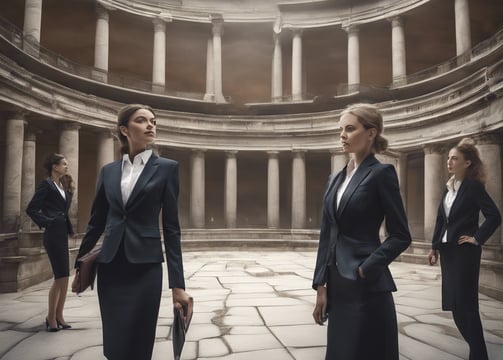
[
  {"x1": 27, "y1": 153, "x2": 74, "y2": 332},
  {"x1": 72, "y1": 104, "x2": 192, "y2": 359},
  {"x1": 428, "y1": 137, "x2": 501, "y2": 360}
]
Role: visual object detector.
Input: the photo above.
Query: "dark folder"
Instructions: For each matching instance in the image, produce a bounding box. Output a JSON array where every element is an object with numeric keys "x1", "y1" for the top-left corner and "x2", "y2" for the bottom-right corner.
[{"x1": 172, "y1": 298, "x2": 193, "y2": 360}]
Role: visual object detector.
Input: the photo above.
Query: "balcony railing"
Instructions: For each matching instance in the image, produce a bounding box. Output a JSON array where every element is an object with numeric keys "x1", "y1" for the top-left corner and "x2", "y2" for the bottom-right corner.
[{"x1": 0, "y1": 15, "x2": 501, "y2": 104}]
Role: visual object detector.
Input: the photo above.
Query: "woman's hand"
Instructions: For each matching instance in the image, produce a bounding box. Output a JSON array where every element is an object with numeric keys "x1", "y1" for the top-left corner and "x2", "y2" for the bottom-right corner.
[
  {"x1": 71, "y1": 271, "x2": 79, "y2": 293},
  {"x1": 428, "y1": 249, "x2": 439, "y2": 265},
  {"x1": 458, "y1": 235, "x2": 477, "y2": 245},
  {"x1": 313, "y1": 285, "x2": 328, "y2": 325},
  {"x1": 172, "y1": 288, "x2": 194, "y2": 328}
]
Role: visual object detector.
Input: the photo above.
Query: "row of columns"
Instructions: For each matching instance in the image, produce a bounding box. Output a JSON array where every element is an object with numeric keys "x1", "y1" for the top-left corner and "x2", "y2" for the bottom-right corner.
[
  {"x1": 2, "y1": 117, "x2": 115, "y2": 233},
  {"x1": 2, "y1": 118, "x2": 500, "y2": 244},
  {"x1": 20, "y1": 0, "x2": 473, "y2": 100}
]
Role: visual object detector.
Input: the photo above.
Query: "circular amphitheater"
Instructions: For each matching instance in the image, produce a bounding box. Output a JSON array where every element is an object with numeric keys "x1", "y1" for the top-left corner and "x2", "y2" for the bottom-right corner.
[{"x1": 0, "y1": 0, "x2": 502, "y2": 296}]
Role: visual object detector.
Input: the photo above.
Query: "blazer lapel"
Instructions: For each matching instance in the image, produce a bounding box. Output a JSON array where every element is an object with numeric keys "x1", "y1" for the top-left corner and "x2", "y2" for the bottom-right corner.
[
  {"x1": 324, "y1": 170, "x2": 345, "y2": 223},
  {"x1": 447, "y1": 180, "x2": 467, "y2": 219},
  {"x1": 336, "y1": 154, "x2": 378, "y2": 218},
  {"x1": 125, "y1": 155, "x2": 159, "y2": 209},
  {"x1": 108, "y1": 161, "x2": 125, "y2": 209},
  {"x1": 46, "y1": 179, "x2": 67, "y2": 206}
]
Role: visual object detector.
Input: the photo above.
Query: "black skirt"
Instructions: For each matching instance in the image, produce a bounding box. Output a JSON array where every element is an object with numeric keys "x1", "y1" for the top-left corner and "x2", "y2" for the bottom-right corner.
[
  {"x1": 325, "y1": 263, "x2": 399, "y2": 360},
  {"x1": 97, "y1": 244, "x2": 162, "y2": 360},
  {"x1": 43, "y1": 216, "x2": 69, "y2": 279},
  {"x1": 439, "y1": 242, "x2": 482, "y2": 311}
]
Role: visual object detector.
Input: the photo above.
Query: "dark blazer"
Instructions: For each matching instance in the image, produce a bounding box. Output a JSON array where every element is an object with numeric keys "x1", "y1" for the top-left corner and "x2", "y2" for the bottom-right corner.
[
  {"x1": 313, "y1": 153, "x2": 411, "y2": 292},
  {"x1": 26, "y1": 178, "x2": 74, "y2": 234},
  {"x1": 76, "y1": 154, "x2": 185, "y2": 289},
  {"x1": 432, "y1": 178, "x2": 501, "y2": 249}
]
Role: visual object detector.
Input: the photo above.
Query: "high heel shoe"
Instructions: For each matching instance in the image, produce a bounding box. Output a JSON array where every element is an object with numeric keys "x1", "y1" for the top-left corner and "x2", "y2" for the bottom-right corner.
[
  {"x1": 57, "y1": 320, "x2": 72, "y2": 329},
  {"x1": 45, "y1": 318, "x2": 59, "y2": 332}
]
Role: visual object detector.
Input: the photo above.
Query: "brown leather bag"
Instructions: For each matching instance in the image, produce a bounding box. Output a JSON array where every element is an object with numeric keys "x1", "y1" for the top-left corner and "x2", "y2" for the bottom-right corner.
[{"x1": 73, "y1": 245, "x2": 102, "y2": 294}]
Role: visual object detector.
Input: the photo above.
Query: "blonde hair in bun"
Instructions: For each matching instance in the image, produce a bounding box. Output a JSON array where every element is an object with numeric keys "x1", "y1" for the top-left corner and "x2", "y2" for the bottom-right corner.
[{"x1": 341, "y1": 103, "x2": 388, "y2": 153}]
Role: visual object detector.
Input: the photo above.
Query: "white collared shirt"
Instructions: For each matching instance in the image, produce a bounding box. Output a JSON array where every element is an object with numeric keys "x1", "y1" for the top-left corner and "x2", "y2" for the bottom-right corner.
[
  {"x1": 53, "y1": 181, "x2": 66, "y2": 200},
  {"x1": 121, "y1": 149, "x2": 152, "y2": 205},
  {"x1": 336, "y1": 159, "x2": 358, "y2": 210},
  {"x1": 442, "y1": 175, "x2": 462, "y2": 243}
]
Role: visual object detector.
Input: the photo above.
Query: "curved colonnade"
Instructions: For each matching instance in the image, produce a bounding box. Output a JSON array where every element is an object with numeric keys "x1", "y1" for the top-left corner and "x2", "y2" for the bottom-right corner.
[{"x1": 0, "y1": 0, "x2": 501, "y2": 297}]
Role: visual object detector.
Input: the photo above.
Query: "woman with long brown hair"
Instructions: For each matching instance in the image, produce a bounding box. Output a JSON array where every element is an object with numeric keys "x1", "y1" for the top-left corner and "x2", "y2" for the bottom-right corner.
[
  {"x1": 428, "y1": 137, "x2": 501, "y2": 360},
  {"x1": 27, "y1": 153, "x2": 74, "y2": 332}
]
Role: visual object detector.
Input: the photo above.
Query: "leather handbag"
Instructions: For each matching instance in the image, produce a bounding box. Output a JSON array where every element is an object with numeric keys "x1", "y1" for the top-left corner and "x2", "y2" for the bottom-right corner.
[{"x1": 73, "y1": 245, "x2": 102, "y2": 294}]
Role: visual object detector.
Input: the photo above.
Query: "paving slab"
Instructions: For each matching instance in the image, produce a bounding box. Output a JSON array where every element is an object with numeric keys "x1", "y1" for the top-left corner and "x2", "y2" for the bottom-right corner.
[{"x1": 0, "y1": 250, "x2": 502, "y2": 360}]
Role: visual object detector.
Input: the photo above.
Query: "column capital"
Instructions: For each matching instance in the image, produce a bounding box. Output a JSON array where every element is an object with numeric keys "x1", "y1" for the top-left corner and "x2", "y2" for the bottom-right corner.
[
  {"x1": 474, "y1": 133, "x2": 502, "y2": 146},
  {"x1": 388, "y1": 16, "x2": 405, "y2": 27},
  {"x1": 267, "y1": 150, "x2": 280, "y2": 157},
  {"x1": 153, "y1": 17, "x2": 169, "y2": 31},
  {"x1": 191, "y1": 148, "x2": 207, "y2": 154},
  {"x1": 290, "y1": 28, "x2": 303, "y2": 37},
  {"x1": 95, "y1": 3, "x2": 111, "y2": 20},
  {"x1": 211, "y1": 15, "x2": 224, "y2": 36},
  {"x1": 60, "y1": 122, "x2": 81, "y2": 131},
  {"x1": 273, "y1": 16, "x2": 282, "y2": 35},
  {"x1": 343, "y1": 24, "x2": 360, "y2": 34},
  {"x1": 225, "y1": 150, "x2": 238, "y2": 157},
  {"x1": 24, "y1": 129, "x2": 37, "y2": 142},
  {"x1": 423, "y1": 143, "x2": 447, "y2": 155}
]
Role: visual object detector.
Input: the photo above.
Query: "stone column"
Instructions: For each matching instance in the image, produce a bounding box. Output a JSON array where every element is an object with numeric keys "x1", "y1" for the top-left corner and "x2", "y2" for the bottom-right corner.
[
  {"x1": 454, "y1": 0, "x2": 471, "y2": 56},
  {"x1": 96, "y1": 130, "x2": 115, "y2": 173},
  {"x1": 212, "y1": 18, "x2": 225, "y2": 103},
  {"x1": 476, "y1": 135, "x2": 502, "y2": 245},
  {"x1": 59, "y1": 122, "x2": 80, "y2": 230},
  {"x1": 291, "y1": 150, "x2": 306, "y2": 229},
  {"x1": 390, "y1": 16, "x2": 407, "y2": 83},
  {"x1": 330, "y1": 150, "x2": 347, "y2": 174},
  {"x1": 224, "y1": 151, "x2": 237, "y2": 228},
  {"x1": 93, "y1": 4, "x2": 110, "y2": 82},
  {"x1": 152, "y1": 18, "x2": 168, "y2": 92},
  {"x1": 397, "y1": 152, "x2": 408, "y2": 206},
  {"x1": 23, "y1": 0, "x2": 42, "y2": 54},
  {"x1": 424, "y1": 145, "x2": 445, "y2": 241},
  {"x1": 20, "y1": 129, "x2": 36, "y2": 232},
  {"x1": 204, "y1": 36, "x2": 214, "y2": 101},
  {"x1": 346, "y1": 25, "x2": 360, "y2": 86},
  {"x1": 267, "y1": 151, "x2": 280, "y2": 228},
  {"x1": 271, "y1": 33, "x2": 283, "y2": 102},
  {"x1": 291, "y1": 29, "x2": 303, "y2": 101},
  {"x1": 2, "y1": 116, "x2": 25, "y2": 232},
  {"x1": 190, "y1": 150, "x2": 206, "y2": 228}
]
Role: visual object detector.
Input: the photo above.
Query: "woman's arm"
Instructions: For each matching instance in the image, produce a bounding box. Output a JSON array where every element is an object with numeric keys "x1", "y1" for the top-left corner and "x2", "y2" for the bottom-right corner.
[{"x1": 26, "y1": 180, "x2": 52, "y2": 229}]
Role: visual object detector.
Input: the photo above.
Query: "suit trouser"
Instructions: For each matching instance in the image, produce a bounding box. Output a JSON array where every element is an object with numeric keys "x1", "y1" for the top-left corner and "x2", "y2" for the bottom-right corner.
[
  {"x1": 452, "y1": 310, "x2": 488, "y2": 360},
  {"x1": 326, "y1": 263, "x2": 398, "y2": 360}
]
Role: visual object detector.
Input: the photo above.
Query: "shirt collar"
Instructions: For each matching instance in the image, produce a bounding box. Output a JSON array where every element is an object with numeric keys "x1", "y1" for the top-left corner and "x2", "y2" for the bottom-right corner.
[
  {"x1": 122, "y1": 149, "x2": 152, "y2": 169},
  {"x1": 446, "y1": 175, "x2": 462, "y2": 193}
]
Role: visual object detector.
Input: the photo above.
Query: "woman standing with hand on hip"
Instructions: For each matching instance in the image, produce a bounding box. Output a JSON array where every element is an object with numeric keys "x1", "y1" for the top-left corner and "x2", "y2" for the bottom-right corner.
[
  {"x1": 72, "y1": 104, "x2": 192, "y2": 360},
  {"x1": 428, "y1": 138, "x2": 501, "y2": 360},
  {"x1": 312, "y1": 103, "x2": 411, "y2": 360},
  {"x1": 26, "y1": 153, "x2": 74, "y2": 332}
]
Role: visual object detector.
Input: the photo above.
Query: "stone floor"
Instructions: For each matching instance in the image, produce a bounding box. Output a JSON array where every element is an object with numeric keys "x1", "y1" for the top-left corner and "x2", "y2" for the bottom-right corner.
[{"x1": 0, "y1": 250, "x2": 502, "y2": 360}]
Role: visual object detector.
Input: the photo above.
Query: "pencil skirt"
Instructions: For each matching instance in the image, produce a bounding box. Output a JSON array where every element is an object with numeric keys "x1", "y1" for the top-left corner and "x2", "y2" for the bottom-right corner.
[
  {"x1": 43, "y1": 216, "x2": 69, "y2": 279},
  {"x1": 97, "y1": 246, "x2": 162, "y2": 360},
  {"x1": 325, "y1": 263, "x2": 399, "y2": 360}
]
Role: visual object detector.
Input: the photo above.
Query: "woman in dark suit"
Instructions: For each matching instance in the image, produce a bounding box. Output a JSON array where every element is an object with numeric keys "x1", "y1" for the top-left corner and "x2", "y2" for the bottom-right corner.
[
  {"x1": 72, "y1": 104, "x2": 192, "y2": 360},
  {"x1": 26, "y1": 153, "x2": 74, "y2": 332},
  {"x1": 312, "y1": 103, "x2": 411, "y2": 360},
  {"x1": 428, "y1": 138, "x2": 501, "y2": 360}
]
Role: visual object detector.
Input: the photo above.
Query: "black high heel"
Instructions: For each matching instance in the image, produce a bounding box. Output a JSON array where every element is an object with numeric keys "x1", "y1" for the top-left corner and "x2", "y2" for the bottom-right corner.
[
  {"x1": 57, "y1": 320, "x2": 72, "y2": 329},
  {"x1": 45, "y1": 318, "x2": 59, "y2": 332}
]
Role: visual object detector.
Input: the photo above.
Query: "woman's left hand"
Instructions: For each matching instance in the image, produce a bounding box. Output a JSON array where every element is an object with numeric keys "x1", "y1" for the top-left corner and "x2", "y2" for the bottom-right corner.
[
  {"x1": 458, "y1": 235, "x2": 477, "y2": 245},
  {"x1": 172, "y1": 288, "x2": 194, "y2": 328}
]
